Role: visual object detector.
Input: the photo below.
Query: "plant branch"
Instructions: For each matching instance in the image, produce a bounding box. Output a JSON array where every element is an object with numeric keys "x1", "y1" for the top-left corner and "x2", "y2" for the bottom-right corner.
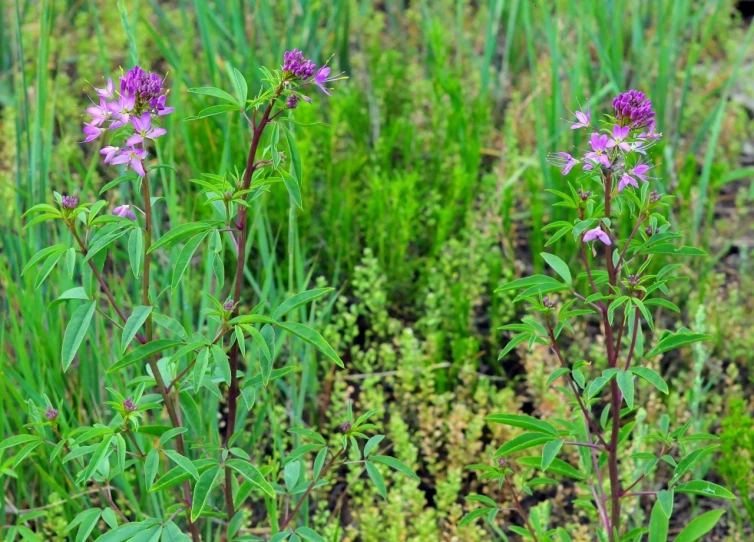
[
  {"x1": 502, "y1": 473, "x2": 539, "y2": 542},
  {"x1": 223, "y1": 85, "x2": 284, "y2": 526},
  {"x1": 141, "y1": 175, "x2": 200, "y2": 542},
  {"x1": 279, "y1": 447, "x2": 344, "y2": 531}
]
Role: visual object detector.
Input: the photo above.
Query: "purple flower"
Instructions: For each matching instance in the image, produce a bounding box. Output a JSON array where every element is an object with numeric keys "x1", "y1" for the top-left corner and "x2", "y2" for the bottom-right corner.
[
  {"x1": 152, "y1": 94, "x2": 174, "y2": 116},
  {"x1": 82, "y1": 122, "x2": 104, "y2": 143},
  {"x1": 126, "y1": 113, "x2": 167, "y2": 146},
  {"x1": 111, "y1": 94, "x2": 136, "y2": 128},
  {"x1": 100, "y1": 146, "x2": 120, "y2": 164},
  {"x1": 607, "y1": 125, "x2": 631, "y2": 152},
  {"x1": 61, "y1": 195, "x2": 79, "y2": 209},
  {"x1": 45, "y1": 406, "x2": 59, "y2": 421},
  {"x1": 584, "y1": 133, "x2": 611, "y2": 169},
  {"x1": 110, "y1": 147, "x2": 148, "y2": 176},
  {"x1": 113, "y1": 205, "x2": 137, "y2": 220},
  {"x1": 339, "y1": 421, "x2": 352, "y2": 433},
  {"x1": 282, "y1": 49, "x2": 316, "y2": 79},
  {"x1": 638, "y1": 120, "x2": 662, "y2": 141},
  {"x1": 570, "y1": 108, "x2": 590, "y2": 130},
  {"x1": 583, "y1": 226, "x2": 611, "y2": 246},
  {"x1": 547, "y1": 152, "x2": 578, "y2": 175},
  {"x1": 222, "y1": 299, "x2": 235, "y2": 311},
  {"x1": 86, "y1": 98, "x2": 112, "y2": 127},
  {"x1": 94, "y1": 78, "x2": 114, "y2": 99},
  {"x1": 121, "y1": 66, "x2": 164, "y2": 103},
  {"x1": 631, "y1": 164, "x2": 651, "y2": 183},
  {"x1": 123, "y1": 397, "x2": 137, "y2": 412},
  {"x1": 612, "y1": 90, "x2": 655, "y2": 129},
  {"x1": 650, "y1": 190, "x2": 662, "y2": 203},
  {"x1": 285, "y1": 94, "x2": 300, "y2": 109},
  {"x1": 618, "y1": 173, "x2": 638, "y2": 192}
]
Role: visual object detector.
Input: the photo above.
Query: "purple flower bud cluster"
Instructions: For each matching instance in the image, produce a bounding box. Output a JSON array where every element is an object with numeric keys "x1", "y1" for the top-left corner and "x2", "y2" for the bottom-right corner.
[
  {"x1": 82, "y1": 66, "x2": 173, "y2": 178},
  {"x1": 339, "y1": 421, "x2": 352, "y2": 433},
  {"x1": 283, "y1": 49, "x2": 316, "y2": 79},
  {"x1": 627, "y1": 274, "x2": 640, "y2": 286},
  {"x1": 286, "y1": 94, "x2": 300, "y2": 109},
  {"x1": 649, "y1": 190, "x2": 661, "y2": 203},
  {"x1": 612, "y1": 90, "x2": 655, "y2": 129},
  {"x1": 61, "y1": 195, "x2": 79, "y2": 209},
  {"x1": 123, "y1": 397, "x2": 138, "y2": 412},
  {"x1": 542, "y1": 296, "x2": 557, "y2": 309},
  {"x1": 577, "y1": 189, "x2": 591, "y2": 201},
  {"x1": 45, "y1": 406, "x2": 59, "y2": 421},
  {"x1": 222, "y1": 299, "x2": 235, "y2": 311}
]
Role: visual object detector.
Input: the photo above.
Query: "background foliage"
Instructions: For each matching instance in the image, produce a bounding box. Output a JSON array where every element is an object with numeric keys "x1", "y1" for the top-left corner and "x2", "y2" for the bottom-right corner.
[{"x1": 1, "y1": 0, "x2": 753, "y2": 539}]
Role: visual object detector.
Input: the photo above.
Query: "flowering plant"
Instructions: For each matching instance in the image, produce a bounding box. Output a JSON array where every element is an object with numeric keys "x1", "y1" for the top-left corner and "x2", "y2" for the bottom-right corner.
[
  {"x1": 9, "y1": 52, "x2": 415, "y2": 541},
  {"x1": 463, "y1": 91, "x2": 732, "y2": 541}
]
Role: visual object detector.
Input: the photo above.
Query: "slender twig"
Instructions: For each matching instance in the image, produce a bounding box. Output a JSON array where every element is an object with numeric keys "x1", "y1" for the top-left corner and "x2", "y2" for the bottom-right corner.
[
  {"x1": 615, "y1": 215, "x2": 645, "y2": 273},
  {"x1": 279, "y1": 447, "x2": 344, "y2": 531},
  {"x1": 502, "y1": 474, "x2": 539, "y2": 542},
  {"x1": 141, "y1": 175, "x2": 200, "y2": 542},
  {"x1": 621, "y1": 491, "x2": 656, "y2": 498},
  {"x1": 223, "y1": 85, "x2": 284, "y2": 525},
  {"x1": 546, "y1": 323, "x2": 608, "y2": 448},
  {"x1": 564, "y1": 441, "x2": 604, "y2": 450},
  {"x1": 123, "y1": 425, "x2": 145, "y2": 459},
  {"x1": 622, "y1": 308, "x2": 641, "y2": 371}
]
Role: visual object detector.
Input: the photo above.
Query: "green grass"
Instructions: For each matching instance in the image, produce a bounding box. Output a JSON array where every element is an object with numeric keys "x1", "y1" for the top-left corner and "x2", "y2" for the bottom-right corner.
[{"x1": 1, "y1": 0, "x2": 753, "y2": 539}]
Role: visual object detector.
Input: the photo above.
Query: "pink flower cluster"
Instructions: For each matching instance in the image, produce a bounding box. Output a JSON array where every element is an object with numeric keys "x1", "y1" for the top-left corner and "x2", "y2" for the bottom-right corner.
[{"x1": 82, "y1": 66, "x2": 173, "y2": 177}]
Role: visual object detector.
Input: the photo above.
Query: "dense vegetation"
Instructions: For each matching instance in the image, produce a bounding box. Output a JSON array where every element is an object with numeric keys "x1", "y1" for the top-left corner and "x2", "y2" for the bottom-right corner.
[{"x1": 1, "y1": 1, "x2": 753, "y2": 540}]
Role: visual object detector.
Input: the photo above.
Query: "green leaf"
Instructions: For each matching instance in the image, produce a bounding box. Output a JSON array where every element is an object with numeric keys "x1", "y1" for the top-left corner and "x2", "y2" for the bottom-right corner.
[
  {"x1": 107, "y1": 339, "x2": 183, "y2": 373},
  {"x1": 172, "y1": 231, "x2": 210, "y2": 291},
  {"x1": 648, "y1": 499, "x2": 669, "y2": 542},
  {"x1": 75, "y1": 509, "x2": 101, "y2": 542},
  {"x1": 193, "y1": 348, "x2": 210, "y2": 389},
  {"x1": 62, "y1": 302, "x2": 97, "y2": 371},
  {"x1": 288, "y1": 427, "x2": 327, "y2": 446},
  {"x1": 161, "y1": 521, "x2": 191, "y2": 542},
  {"x1": 498, "y1": 333, "x2": 529, "y2": 360},
  {"x1": 282, "y1": 124, "x2": 303, "y2": 183},
  {"x1": 295, "y1": 527, "x2": 325, "y2": 542},
  {"x1": 546, "y1": 367, "x2": 570, "y2": 386},
  {"x1": 188, "y1": 86, "x2": 239, "y2": 105},
  {"x1": 616, "y1": 370, "x2": 635, "y2": 409},
  {"x1": 121, "y1": 306, "x2": 152, "y2": 353},
  {"x1": 365, "y1": 461, "x2": 388, "y2": 499},
  {"x1": 0, "y1": 433, "x2": 42, "y2": 451},
  {"x1": 99, "y1": 174, "x2": 138, "y2": 194},
  {"x1": 517, "y1": 456, "x2": 585, "y2": 480},
  {"x1": 128, "y1": 228, "x2": 143, "y2": 278},
  {"x1": 273, "y1": 288, "x2": 334, "y2": 320},
  {"x1": 211, "y1": 344, "x2": 231, "y2": 385},
  {"x1": 458, "y1": 507, "x2": 492, "y2": 527},
  {"x1": 95, "y1": 520, "x2": 159, "y2": 541},
  {"x1": 496, "y1": 274, "x2": 562, "y2": 293},
  {"x1": 21, "y1": 244, "x2": 66, "y2": 276},
  {"x1": 80, "y1": 435, "x2": 114, "y2": 481},
  {"x1": 630, "y1": 367, "x2": 669, "y2": 394},
  {"x1": 83, "y1": 227, "x2": 129, "y2": 263},
  {"x1": 646, "y1": 333, "x2": 711, "y2": 358},
  {"x1": 145, "y1": 449, "x2": 159, "y2": 491},
  {"x1": 34, "y1": 249, "x2": 64, "y2": 289},
  {"x1": 185, "y1": 104, "x2": 239, "y2": 121},
  {"x1": 148, "y1": 222, "x2": 212, "y2": 254},
  {"x1": 164, "y1": 449, "x2": 200, "y2": 481},
  {"x1": 65, "y1": 247, "x2": 76, "y2": 278},
  {"x1": 363, "y1": 435, "x2": 384, "y2": 458},
  {"x1": 48, "y1": 287, "x2": 90, "y2": 310},
  {"x1": 494, "y1": 433, "x2": 557, "y2": 457},
  {"x1": 540, "y1": 252, "x2": 572, "y2": 284},
  {"x1": 159, "y1": 427, "x2": 188, "y2": 448},
  {"x1": 485, "y1": 413, "x2": 558, "y2": 436},
  {"x1": 370, "y1": 455, "x2": 420, "y2": 481},
  {"x1": 243, "y1": 325, "x2": 272, "y2": 385},
  {"x1": 277, "y1": 321, "x2": 343, "y2": 367},
  {"x1": 190, "y1": 466, "x2": 220, "y2": 522},
  {"x1": 542, "y1": 440, "x2": 563, "y2": 472},
  {"x1": 673, "y1": 510, "x2": 726, "y2": 542},
  {"x1": 152, "y1": 313, "x2": 188, "y2": 340},
  {"x1": 674, "y1": 481, "x2": 735, "y2": 500},
  {"x1": 672, "y1": 446, "x2": 719, "y2": 484},
  {"x1": 280, "y1": 168, "x2": 303, "y2": 210},
  {"x1": 227, "y1": 459, "x2": 275, "y2": 497}
]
